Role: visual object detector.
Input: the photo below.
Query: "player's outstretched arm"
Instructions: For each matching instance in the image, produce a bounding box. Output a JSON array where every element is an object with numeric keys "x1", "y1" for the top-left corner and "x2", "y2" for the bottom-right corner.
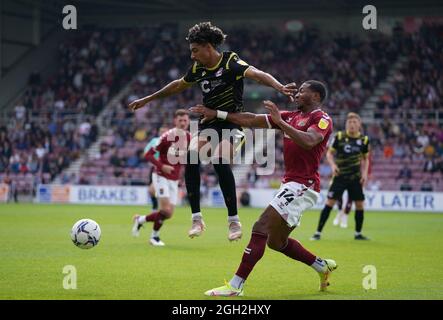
[
  {"x1": 189, "y1": 105, "x2": 269, "y2": 128},
  {"x1": 129, "y1": 78, "x2": 192, "y2": 111},
  {"x1": 244, "y1": 66, "x2": 297, "y2": 102},
  {"x1": 264, "y1": 100, "x2": 324, "y2": 150}
]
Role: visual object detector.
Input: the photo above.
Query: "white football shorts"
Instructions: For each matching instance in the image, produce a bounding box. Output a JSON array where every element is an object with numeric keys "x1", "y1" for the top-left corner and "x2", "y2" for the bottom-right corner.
[
  {"x1": 152, "y1": 173, "x2": 179, "y2": 206},
  {"x1": 269, "y1": 181, "x2": 319, "y2": 228}
]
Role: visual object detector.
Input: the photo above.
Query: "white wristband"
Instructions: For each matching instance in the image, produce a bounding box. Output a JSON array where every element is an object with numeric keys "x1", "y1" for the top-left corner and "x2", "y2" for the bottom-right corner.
[{"x1": 217, "y1": 110, "x2": 228, "y2": 120}]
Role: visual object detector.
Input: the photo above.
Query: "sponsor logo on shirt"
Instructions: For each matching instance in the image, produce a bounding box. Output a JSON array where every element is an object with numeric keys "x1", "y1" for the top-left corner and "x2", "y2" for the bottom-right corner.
[{"x1": 318, "y1": 118, "x2": 329, "y2": 130}]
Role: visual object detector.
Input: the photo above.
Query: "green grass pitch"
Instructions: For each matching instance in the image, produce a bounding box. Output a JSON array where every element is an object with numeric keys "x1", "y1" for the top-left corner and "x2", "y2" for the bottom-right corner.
[{"x1": 1, "y1": 204, "x2": 442, "y2": 300}]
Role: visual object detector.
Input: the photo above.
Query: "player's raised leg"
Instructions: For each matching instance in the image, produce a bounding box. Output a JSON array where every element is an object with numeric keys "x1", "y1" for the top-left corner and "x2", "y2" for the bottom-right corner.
[
  {"x1": 186, "y1": 136, "x2": 207, "y2": 238},
  {"x1": 213, "y1": 137, "x2": 242, "y2": 241}
]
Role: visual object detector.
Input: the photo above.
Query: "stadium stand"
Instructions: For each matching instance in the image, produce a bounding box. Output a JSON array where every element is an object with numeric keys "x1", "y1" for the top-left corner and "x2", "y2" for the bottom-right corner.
[{"x1": 1, "y1": 22, "x2": 442, "y2": 200}]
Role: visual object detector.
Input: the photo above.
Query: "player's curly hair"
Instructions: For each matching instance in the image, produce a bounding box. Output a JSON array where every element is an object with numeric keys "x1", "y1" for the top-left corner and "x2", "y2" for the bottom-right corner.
[
  {"x1": 305, "y1": 80, "x2": 328, "y2": 103},
  {"x1": 186, "y1": 22, "x2": 227, "y2": 48}
]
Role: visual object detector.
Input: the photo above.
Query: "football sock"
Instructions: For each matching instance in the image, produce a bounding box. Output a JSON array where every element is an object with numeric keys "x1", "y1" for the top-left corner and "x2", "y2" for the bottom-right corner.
[
  {"x1": 229, "y1": 275, "x2": 245, "y2": 290},
  {"x1": 317, "y1": 205, "x2": 333, "y2": 232},
  {"x1": 144, "y1": 211, "x2": 159, "y2": 223},
  {"x1": 185, "y1": 151, "x2": 201, "y2": 214},
  {"x1": 151, "y1": 230, "x2": 160, "y2": 238},
  {"x1": 235, "y1": 232, "x2": 267, "y2": 280},
  {"x1": 228, "y1": 215, "x2": 240, "y2": 223},
  {"x1": 213, "y1": 160, "x2": 238, "y2": 217},
  {"x1": 355, "y1": 209, "x2": 364, "y2": 233},
  {"x1": 279, "y1": 238, "x2": 316, "y2": 266},
  {"x1": 153, "y1": 210, "x2": 168, "y2": 231},
  {"x1": 192, "y1": 212, "x2": 202, "y2": 221}
]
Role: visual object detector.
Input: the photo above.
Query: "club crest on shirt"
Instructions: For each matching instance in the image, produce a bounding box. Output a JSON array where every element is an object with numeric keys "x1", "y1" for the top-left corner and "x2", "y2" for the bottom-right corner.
[
  {"x1": 216, "y1": 68, "x2": 223, "y2": 77},
  {"x1": 356, "y1": 139, "x2": 362, "y2": 145},
  {"x1": 297, "y1": 119, "x2": 306, "y2": 127}
]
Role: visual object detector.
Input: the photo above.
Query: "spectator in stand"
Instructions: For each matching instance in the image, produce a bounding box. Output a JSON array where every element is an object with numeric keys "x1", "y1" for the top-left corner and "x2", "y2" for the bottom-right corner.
[
  {"x1": 420, "y1": 180, "x2": 433, "y2": 192},
  {"x1": 14, "y1": 102, "x2": 27, "y2": 122},
  {"x1": 423, "y1": 157, "x2": 437, "y2": 173},
  {"x1": 384, "y1": 142, "x2": 394, "y2": 159},
  {"x1": 397, "y1": 164, "x2": 412, "y2": 180},
  {"x1": 110, "y1": 150, "x2": 122, "y2": 168},
  {"x1": 400, "y1": 179, "x2": 413, "y2": 191},
  {"x1": 436, "y1": 158, "x2": 443, "y2": 174}
]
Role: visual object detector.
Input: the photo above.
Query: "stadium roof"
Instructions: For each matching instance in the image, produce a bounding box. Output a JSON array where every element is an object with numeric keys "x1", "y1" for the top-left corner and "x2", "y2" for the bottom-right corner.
[{"x1": 9, "y1": 0, "x2": 443, "y2": 21}]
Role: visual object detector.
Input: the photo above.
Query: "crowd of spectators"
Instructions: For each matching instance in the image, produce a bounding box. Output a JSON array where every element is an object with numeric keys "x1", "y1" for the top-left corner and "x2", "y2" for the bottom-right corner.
[
  {"x1": 375, "y1": 24, "x2": 443, "y2": 122},
  {"x1": 0, "y1": 25, "x2": 176, "y2": 195},
  {"x1": 80, "y1": 23, "x2": 406, "y2": 187},
  {"x1": 243, "y1": 23, "x2": 443, "y2": 192},
  {"x1": 1, "y1": 22, "x2": 442, "y2": 196}
]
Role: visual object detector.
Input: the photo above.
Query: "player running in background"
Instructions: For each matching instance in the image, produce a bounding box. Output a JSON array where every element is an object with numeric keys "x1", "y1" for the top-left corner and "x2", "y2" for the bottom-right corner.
[
  {"x1": 332, "y1": 194, "x2": 353, "y2": 228},
  {"x1": 191, "y1": 80, "x2": 337, "y2": 297},
  {"x1": 132, "y1": 126, "x2": 168, "y2": 234},
  {"x1": 129, "y1": 22, "x2": 296, "y2": 241},
  {"x1": 132, "y1": 110, "x2": 190, "y2": 246},
  {"x1": 143, "y1": 126, "x2": 169, "y2": 214},
  {"x1": 311, "y1": 112, "x2": 370, "y2": 241}
]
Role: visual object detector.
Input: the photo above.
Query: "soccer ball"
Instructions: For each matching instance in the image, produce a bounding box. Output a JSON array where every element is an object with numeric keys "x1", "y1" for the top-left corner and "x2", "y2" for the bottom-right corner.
[{"x1": 71, "y1": 219, "x2": 101, "y2": 249}]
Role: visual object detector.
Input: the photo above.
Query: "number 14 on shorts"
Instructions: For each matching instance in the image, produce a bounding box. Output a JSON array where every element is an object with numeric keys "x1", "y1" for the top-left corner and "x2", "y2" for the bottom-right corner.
[{"x1": 276, "y1": 188, "x2": 299, "y2": 206}]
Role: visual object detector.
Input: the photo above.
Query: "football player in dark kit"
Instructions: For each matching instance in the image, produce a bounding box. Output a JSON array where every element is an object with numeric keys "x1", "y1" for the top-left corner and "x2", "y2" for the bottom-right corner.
[
  {"x1": 311, "y1": 112, "x2": 370, "y2": 241},
  {"x1": 130, "y1": 22, "x2": 296, "y2": 241}
]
